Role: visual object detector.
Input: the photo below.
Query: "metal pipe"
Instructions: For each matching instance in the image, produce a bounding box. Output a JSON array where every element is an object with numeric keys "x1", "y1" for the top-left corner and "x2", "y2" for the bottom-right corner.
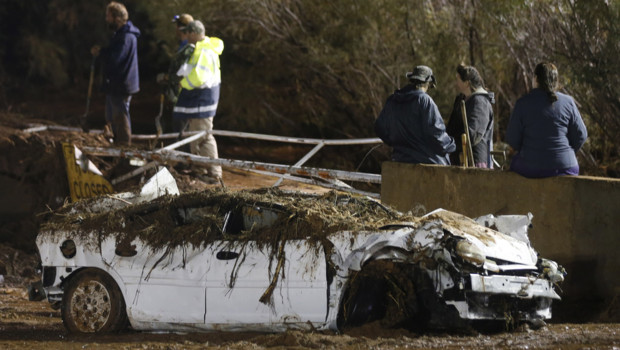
[
  {"x1": 109, "y1": 132, "x2": 206, "y2": 184},
  {"x1": 249, "y1": 169, "x2": 379, "y2": 198},
  {"x1": 81, "y1": 147, "x2": 382, "y2": 184},
  {"x1": 273, "y1": 141, "x2": 325, "y2": 187},
  {"x1": 132, "y1": 129, "x2": 381, "y2": 145}
]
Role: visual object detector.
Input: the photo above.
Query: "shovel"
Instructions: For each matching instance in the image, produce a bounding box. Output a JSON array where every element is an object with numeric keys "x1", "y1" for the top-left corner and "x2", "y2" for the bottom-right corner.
[
  {"x1": 155, "y1": 93, "x2": 164, "y2": 136},
  {"x1": 81, "y1": 56, "x2": 96, "y2": 129}
]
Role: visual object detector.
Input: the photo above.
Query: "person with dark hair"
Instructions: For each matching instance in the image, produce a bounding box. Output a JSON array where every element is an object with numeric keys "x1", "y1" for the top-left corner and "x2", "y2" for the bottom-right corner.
[
  {"x1": 155, "y1": 14, "x2": 194, "y2": 152},
  {"x1": 506, "y1": 62, "x2": 588, "y2": 178},
  {"x1": 446, "y1": 64, "x2": 495, "y2": 168},
  {"x1": 91, "y1": 1, "x2": 140, "y2": 145},
  {"x1": 375, "y1": 65, "x2": 456, "y2": 165},
  {"x1": 157, "y1": 14, "x2": 195, "y2": 104},
  {"x1": 172, "y1": 14, "x2": 193, "y2": 50}
]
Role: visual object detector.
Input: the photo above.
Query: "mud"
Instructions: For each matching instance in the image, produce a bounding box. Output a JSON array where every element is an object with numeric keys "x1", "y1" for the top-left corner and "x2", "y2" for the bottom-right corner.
[{"x1": 0, "y1": 277, "x2": 619, "y2": 349}]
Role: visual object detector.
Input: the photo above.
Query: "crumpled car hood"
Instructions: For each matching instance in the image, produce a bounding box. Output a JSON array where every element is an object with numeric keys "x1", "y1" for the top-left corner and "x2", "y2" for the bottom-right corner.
[
  {"x1": 328, "y1": 209, "x2": 538, "y2": 273},
  {"x1": 424, "y1": 209, "x2": 538, "y2": 266}
]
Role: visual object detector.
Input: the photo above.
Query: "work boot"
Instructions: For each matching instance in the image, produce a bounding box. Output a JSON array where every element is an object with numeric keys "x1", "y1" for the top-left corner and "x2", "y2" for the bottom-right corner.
[
  {"x1": 103, "y1": 124, "x2": 114, "y2": 142},
  {"x1": 198, "y1": 174, "x2": 222, "y2": 186}
]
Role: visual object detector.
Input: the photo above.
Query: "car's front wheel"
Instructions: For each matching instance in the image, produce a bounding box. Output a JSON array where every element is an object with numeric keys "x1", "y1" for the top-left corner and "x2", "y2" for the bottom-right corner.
[
  {"x1": 61, "y1": 269, "x2": 128, "y2": 333},
  {"x1": 338, "y1": 260, "x2": 422, "y2": 330}
]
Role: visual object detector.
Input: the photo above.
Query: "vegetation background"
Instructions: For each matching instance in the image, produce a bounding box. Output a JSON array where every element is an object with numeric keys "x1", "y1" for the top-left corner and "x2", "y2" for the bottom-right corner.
[{"x1": 1, "y1": 0, "x2": 618, "y2": 176}]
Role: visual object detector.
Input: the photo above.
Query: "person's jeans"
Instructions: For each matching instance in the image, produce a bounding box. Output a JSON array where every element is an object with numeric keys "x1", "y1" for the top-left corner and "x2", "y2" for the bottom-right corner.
[{"x1": 105, "y1": 95, "x2": 132, "y2": 145}]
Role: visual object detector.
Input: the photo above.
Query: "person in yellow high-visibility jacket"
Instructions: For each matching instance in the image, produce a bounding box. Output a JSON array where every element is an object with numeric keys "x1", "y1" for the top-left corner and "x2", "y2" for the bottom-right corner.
[{"x1": 173, "y1": 20, "x2": 223, "y2": 184}]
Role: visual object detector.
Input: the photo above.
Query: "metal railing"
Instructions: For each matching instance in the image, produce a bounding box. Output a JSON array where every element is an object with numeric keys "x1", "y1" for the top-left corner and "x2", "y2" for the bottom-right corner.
[{"x1": 24, "y1": 124, "x2": 383, "y2": 197}]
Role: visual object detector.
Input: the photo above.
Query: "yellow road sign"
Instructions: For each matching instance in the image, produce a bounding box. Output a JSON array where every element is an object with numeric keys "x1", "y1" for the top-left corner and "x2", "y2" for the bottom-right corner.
[{"x1": 62, "y1": 143, "x2": 114, "y2": 202}]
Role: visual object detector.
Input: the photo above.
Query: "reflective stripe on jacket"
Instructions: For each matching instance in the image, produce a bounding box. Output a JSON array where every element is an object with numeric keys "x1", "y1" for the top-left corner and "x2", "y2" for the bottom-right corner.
[
  {"x1": 173, "y1": 85, "x2": 220, "y2": 119},
  {"x1": 173, "y1": 37, "x2": 223, "y2": 119}
]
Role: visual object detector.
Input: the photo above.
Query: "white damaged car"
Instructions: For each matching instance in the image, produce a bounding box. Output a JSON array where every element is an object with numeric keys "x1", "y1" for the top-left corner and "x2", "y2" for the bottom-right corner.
[{"x1": 35, "y1": 188, "x2": 565, "y2": 333}]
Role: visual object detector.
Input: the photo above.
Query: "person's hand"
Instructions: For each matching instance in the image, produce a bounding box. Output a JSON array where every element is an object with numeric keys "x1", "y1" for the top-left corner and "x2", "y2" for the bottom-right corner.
[
  {"x1": 91, "y1": 45, "x2": 101, "y2": 57},
  {"x1": 156, "y1": 73, "x2": 168, "y2": 84}
]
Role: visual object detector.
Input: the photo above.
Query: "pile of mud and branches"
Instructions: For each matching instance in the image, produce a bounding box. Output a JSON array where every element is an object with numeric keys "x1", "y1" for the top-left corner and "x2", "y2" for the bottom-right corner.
[
  {"x1": 0, "y1": 112, "x2": 215, "y2": 252},
  {"x1": 42, "y1": 187, "x2": 418, "y2": 251},
  {"x1": 0, "y1": 113, "x2": 112, "y2": 251}
]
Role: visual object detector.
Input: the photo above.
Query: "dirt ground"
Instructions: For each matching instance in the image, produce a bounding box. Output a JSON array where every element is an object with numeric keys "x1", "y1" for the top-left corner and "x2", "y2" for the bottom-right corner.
[
  {"x1": 1, "y1": 278, "x2": 619, "y2": 349},
  {"x1": 0, "y1": 112, "x2": 619, "y2": 349}
]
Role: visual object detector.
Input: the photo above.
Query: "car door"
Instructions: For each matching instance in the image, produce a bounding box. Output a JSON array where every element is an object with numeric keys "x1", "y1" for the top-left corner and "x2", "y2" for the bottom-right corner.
[
  {"x1": 104, "y1": 205, "x2": 213, "y2": 326},
  {"x1": 204, "y1": 204, "x2": 328, "y2": 329},
  {"x1": 107, "y1": 240, "x2": 209, "y2": 325}
]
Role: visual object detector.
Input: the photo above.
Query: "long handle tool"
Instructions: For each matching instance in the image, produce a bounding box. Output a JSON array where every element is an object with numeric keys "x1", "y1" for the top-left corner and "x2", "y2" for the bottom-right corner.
[
  {"x1": 152, "y1": 94, "x2": 165, "y2": 149},
  {"x1": 460, "y1": 100, "x2": 475, "y2": 167},
  {"x1": 81, "y1": 56, "x2": 96, "y2": 129}
]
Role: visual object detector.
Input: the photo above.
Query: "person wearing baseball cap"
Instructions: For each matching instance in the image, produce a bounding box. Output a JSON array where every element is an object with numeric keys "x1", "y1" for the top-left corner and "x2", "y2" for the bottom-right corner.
[
  {"x1": 173, "y1": 20, "x2": 225, "y2": 185},
  {"x1": 172, "y1": 14, "x2": 193, "y2": 49},
  {"x1": 155, "y1": 13, "x2": 196, "y2": 152},
  {"x1": 375, "y1": 65, "x2": 456, "y2": 165},
  {"x1": 157, "y1": 13, "x2": 195, "y2": 104}
]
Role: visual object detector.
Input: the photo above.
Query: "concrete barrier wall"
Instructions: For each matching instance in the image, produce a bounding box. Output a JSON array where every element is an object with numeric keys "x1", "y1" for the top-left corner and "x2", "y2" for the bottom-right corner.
[{"x1": 380, "y1": 161, "x2": 620, "y2": 316}]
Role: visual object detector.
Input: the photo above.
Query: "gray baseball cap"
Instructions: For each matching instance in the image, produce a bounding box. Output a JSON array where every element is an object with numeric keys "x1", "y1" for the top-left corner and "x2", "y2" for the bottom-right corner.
[{"x1": 406, "y1": 65, "x2": 437, "y2": 87}]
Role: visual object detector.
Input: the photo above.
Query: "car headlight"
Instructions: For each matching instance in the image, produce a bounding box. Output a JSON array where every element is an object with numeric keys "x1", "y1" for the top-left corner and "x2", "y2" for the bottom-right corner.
[
  {"x1": 455, "y1": 240, "x2": 485, "y2": 267},
  {"x1": 60, "y1": 240, "x2": 76, "y2": 259},
  {"x1": 541, "y1": 258, "x2": 565, "y2": 283}
]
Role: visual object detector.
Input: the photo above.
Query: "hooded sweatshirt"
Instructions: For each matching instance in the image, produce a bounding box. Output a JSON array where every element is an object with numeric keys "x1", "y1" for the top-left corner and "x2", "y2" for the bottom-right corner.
[
  {"x1": 446, "y1": 91, "x2": 495, "y2": 166},
  {"x1": 100, "y1": 20, "x2": 140, "y2": 95},
  {"x1": 375, "y1": 84, "x2": 456, "y2": 165}
]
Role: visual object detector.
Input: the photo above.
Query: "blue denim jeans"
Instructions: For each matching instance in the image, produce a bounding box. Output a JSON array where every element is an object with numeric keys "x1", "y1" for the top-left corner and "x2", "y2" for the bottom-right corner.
[{"x1": 105, "y1": 95, "x2": 132, "y2": 145}]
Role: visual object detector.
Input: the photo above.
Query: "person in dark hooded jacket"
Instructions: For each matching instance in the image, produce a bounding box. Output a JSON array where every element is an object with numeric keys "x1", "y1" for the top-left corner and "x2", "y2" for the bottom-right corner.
[
  {"x1": 446, "y1": 64, "x2": 495, "y2": 168},
  {"x1": 91, "y1": 1, "x2": 140, "y2": 145},
  {"x1": 375, "y1": 65, "x2": 456, "y2": 165}
]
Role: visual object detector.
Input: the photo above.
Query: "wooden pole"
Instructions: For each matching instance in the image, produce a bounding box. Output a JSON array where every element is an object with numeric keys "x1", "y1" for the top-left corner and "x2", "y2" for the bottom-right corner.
[
  {"x1": 460, "y1": 100, "x2": 475, "y2": 167},
  {"x1": 461, "y1": 134, "x2": 468, "y2": 167}
]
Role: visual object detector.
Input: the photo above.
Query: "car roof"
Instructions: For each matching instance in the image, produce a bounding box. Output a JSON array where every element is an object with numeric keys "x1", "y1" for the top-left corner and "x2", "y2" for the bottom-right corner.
[{"x1": 40, "y1": 188, "x2": 417, "y2": 251}]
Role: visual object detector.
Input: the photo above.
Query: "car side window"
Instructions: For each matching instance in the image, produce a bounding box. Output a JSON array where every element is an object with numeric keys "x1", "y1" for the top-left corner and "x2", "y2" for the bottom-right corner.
[
  {"x1": 174, "y1": 206, "x2": 219, "y2": 226},
  {"x1": 223, "y1": 205, "x2": 284, "y2": 236}
]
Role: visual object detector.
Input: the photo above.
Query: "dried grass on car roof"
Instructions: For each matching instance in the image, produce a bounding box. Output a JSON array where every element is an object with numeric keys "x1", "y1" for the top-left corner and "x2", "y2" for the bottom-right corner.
[{"x1": 41, "y1": 187, "x2": 420, "y2": 251}]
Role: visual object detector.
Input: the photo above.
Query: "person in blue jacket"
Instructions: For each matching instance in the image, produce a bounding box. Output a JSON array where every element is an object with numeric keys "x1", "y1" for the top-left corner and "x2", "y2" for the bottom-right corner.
[
  {"x1": 506, "y1": 62, "x2": 588, "y2": 178},
  {"x1": 375, "y1": 65, "x2": 456, "y2": 165},
  {"x1": 91, "y1": 1, "x2": 140, "y2": 145}
]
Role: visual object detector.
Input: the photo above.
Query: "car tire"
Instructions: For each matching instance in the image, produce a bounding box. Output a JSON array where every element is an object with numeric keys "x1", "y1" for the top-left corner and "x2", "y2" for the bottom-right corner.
[
  {"x1": 341, "y1": 271, "x2": 388, "y2": 327},
  {"x1": 61, "y1": 269, "x2": 128, "y2": 333},
  {"x1": 338, "y1": 260, "x2": 421, "y2": 330}
]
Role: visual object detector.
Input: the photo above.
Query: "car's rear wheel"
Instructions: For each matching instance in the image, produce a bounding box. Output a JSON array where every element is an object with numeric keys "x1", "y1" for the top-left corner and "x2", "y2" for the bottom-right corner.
[{"x1": 61, "y1": 269, "x2": 128, "y2": 333}]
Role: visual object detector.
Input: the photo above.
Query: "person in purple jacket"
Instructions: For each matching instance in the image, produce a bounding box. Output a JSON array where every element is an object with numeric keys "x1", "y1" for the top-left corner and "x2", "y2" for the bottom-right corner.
[
  {"x1": 91, "y1": 1, "x2": 140, "y2": 145},
  {"x1": 506, "y1": 62, "x2": 588, "y2": 178}
]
